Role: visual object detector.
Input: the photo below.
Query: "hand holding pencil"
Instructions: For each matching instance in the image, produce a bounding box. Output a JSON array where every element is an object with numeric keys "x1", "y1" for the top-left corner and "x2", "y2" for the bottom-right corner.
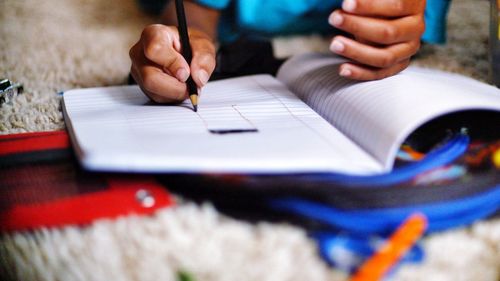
[{"x1": 129, "y1": 5, "x2": 216, "y2": 106}]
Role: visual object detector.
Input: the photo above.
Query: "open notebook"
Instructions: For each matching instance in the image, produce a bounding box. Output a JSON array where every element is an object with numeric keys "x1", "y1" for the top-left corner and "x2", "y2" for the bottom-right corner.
[{"x1": 62, "y1": 54, "x2": 500, "y2": 175}]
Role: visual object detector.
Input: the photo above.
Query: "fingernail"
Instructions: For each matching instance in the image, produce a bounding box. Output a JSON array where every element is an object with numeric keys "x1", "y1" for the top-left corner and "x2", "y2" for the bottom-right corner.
[
  {"x1": 329, "y1": 12, "x2": 343, "y2": 27},
  {"x1": 342, "y1": 0, "x2": 356, "y2": 12},
  {"x1": 176, "y1": 68, "x2": 189, "y2": 82},
  {"x1": 340, "y1": 67, "x2": 352, "y2": 77},
  {"x1": 330, "y1": 40, "x2": 345, "y2": 53},
  {"x1": 197, "y1": 70, "x2": 209, "y2": 86}
]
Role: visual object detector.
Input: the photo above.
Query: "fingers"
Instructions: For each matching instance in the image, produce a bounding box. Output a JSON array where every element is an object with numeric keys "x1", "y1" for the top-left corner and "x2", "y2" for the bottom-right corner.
[
  {"x1": 130, "y1": 24, "x2": 217, "y2": 103},
  {"x1": 141, "y1": 25, "x2": 216, "y2": 87},
  {"x1": 141, "y1": 24, "x2": 190, "y2": 82},
  {"x1": 327, "y1": 0, "x2": 425, "y2": 81},
  {"x1": 341, "y1": 0, "x2": 425, "y2": 17},
  {"x1": 339, "y1": 60, "x2": 411, "y2": 81},
  {"x1": 329, "y1": 35, "x2": 418, "y2": 80},
  {"x1": 130, "y1": 43, "x2": 187, "y2": 103},
  {"x1": 330, "y1": 35, "x2": 420, "y2": 69},
  {"x1": 329, "y1": 10, "x2": 425, "y2": 45}
]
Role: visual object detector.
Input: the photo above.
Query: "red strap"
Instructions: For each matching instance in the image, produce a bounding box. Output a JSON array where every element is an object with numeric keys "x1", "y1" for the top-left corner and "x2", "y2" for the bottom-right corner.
[
  {"x1": 0, "y1": 130, "x2": 67, "y2": 140},
  {"x1": 0, "y1": 177, "x2": 175, "y2": 232},
  {"x1": 0, "y1": 130, "x2": 69, "y2": 155}
]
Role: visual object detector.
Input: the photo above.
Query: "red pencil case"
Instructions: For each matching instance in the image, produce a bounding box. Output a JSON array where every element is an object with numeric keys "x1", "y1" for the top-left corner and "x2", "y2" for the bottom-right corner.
[{"x1": 0, "y1": 130, "x2": 175, "y2": 232}]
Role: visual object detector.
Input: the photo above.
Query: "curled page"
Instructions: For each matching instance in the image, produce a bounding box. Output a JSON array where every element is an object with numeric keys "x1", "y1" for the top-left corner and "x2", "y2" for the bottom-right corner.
[{"x1": 278, "y1": 53, "x2": 500, "y2": 170}]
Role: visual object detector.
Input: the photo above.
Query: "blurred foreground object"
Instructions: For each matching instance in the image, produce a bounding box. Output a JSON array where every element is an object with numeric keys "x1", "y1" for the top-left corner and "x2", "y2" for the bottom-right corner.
[{"x1": 0, "y1": 78, "x2": 23, "y2": 106}]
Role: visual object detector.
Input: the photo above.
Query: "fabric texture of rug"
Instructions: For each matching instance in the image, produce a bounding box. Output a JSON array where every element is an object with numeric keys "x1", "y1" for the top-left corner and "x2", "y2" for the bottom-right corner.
[{"x1": 1, "y1": 0, "x2": 499, "y2": 280}]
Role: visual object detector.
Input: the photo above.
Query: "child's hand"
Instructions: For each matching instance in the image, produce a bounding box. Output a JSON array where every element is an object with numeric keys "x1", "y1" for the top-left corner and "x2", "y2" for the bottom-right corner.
[
  {"x1": 328, "y1": 0, "x2": 425, "y2": 80},
  {"x1": 129, "y1": 24, "x2": 216, "y2": 103}
]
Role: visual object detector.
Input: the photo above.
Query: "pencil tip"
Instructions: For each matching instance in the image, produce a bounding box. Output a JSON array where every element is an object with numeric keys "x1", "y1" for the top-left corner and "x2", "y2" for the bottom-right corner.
[{"x1": 189, "y1": 94, "x2": 198, "y2": 112}]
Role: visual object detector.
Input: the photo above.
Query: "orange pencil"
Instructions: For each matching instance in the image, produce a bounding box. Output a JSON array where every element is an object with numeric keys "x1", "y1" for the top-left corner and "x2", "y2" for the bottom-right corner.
[{"x1": 351, "y1": 213, "x2": 428, "y2": 281}]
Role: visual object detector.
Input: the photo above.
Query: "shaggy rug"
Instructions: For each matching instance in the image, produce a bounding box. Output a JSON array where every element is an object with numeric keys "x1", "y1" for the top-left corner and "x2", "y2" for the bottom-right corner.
[{"x1": 1, "y1": 0, "x2": 499, "y2": 280}]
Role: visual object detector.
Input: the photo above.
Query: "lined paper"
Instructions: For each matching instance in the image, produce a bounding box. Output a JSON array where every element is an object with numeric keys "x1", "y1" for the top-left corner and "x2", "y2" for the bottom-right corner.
[
  {"x1": 63, "y1": 75, "x2": 382, "y2": 174},
  {"x1": 278, "y1": 53, "x2": 500, "y2": 169}
]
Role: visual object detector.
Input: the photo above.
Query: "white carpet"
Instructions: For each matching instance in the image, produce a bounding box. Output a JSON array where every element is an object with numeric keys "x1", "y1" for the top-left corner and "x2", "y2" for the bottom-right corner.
[{"x1": 1, "y1": 0, "x2": 499, "y2": 280}]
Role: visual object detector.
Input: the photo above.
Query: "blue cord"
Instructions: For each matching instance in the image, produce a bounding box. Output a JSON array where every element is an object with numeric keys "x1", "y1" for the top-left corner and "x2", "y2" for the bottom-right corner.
[
  {"x1": 271, "y1": 184, "x2": 500, "y2": 235},
  {"x1": 293, "y1": 133, "x2": 469, "y2": 187}
]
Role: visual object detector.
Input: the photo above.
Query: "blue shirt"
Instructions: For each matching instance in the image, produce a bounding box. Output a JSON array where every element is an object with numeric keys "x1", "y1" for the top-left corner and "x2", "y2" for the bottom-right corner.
[{"x1": 196, "y1": 0, "x2": 451, "y2": 44}]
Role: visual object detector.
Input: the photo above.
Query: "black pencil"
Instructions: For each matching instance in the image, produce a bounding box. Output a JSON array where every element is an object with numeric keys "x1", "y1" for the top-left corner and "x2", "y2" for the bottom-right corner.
[{"x1": 174, "y1": 0, "x2": 198, "y2": 112}]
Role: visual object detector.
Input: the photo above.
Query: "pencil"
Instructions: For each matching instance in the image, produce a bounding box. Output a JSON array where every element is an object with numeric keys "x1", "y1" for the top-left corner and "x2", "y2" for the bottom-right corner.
[{"x1": 174, "y1": 0, "x2": 198, "y2": 112}]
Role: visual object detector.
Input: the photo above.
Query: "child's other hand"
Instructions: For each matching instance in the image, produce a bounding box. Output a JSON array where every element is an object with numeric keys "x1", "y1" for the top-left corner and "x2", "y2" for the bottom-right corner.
[
  {"x1": 328, "y1": 0, "x2": 425, "y2": 80},
  {"x1": 129, "y1": 24, "x2": 216, "y2": 103}
]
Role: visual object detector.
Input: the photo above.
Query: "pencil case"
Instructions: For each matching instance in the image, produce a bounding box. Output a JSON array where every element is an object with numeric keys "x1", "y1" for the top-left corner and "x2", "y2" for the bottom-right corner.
[{"x1": 0, "y1": 131, "x2": 175, "y2": 232}]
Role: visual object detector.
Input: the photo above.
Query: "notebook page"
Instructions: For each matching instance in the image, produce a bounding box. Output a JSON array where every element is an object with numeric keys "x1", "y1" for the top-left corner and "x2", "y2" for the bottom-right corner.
[
  {"x1": 63, "y1": 75, "x2": 382, "y2": 174},
  {"x1": 277, "y1": 53, "x2": 500, "y2": 170}
]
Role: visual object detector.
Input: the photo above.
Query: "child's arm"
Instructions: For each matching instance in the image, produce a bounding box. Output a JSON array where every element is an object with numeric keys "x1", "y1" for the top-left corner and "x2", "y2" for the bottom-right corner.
[
  {"x1": 129, "y1": 1, "x2": 219, "y2": 103},
  {"x1": 328, "y1": 0, "x2": 426, "y2": 81}
]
